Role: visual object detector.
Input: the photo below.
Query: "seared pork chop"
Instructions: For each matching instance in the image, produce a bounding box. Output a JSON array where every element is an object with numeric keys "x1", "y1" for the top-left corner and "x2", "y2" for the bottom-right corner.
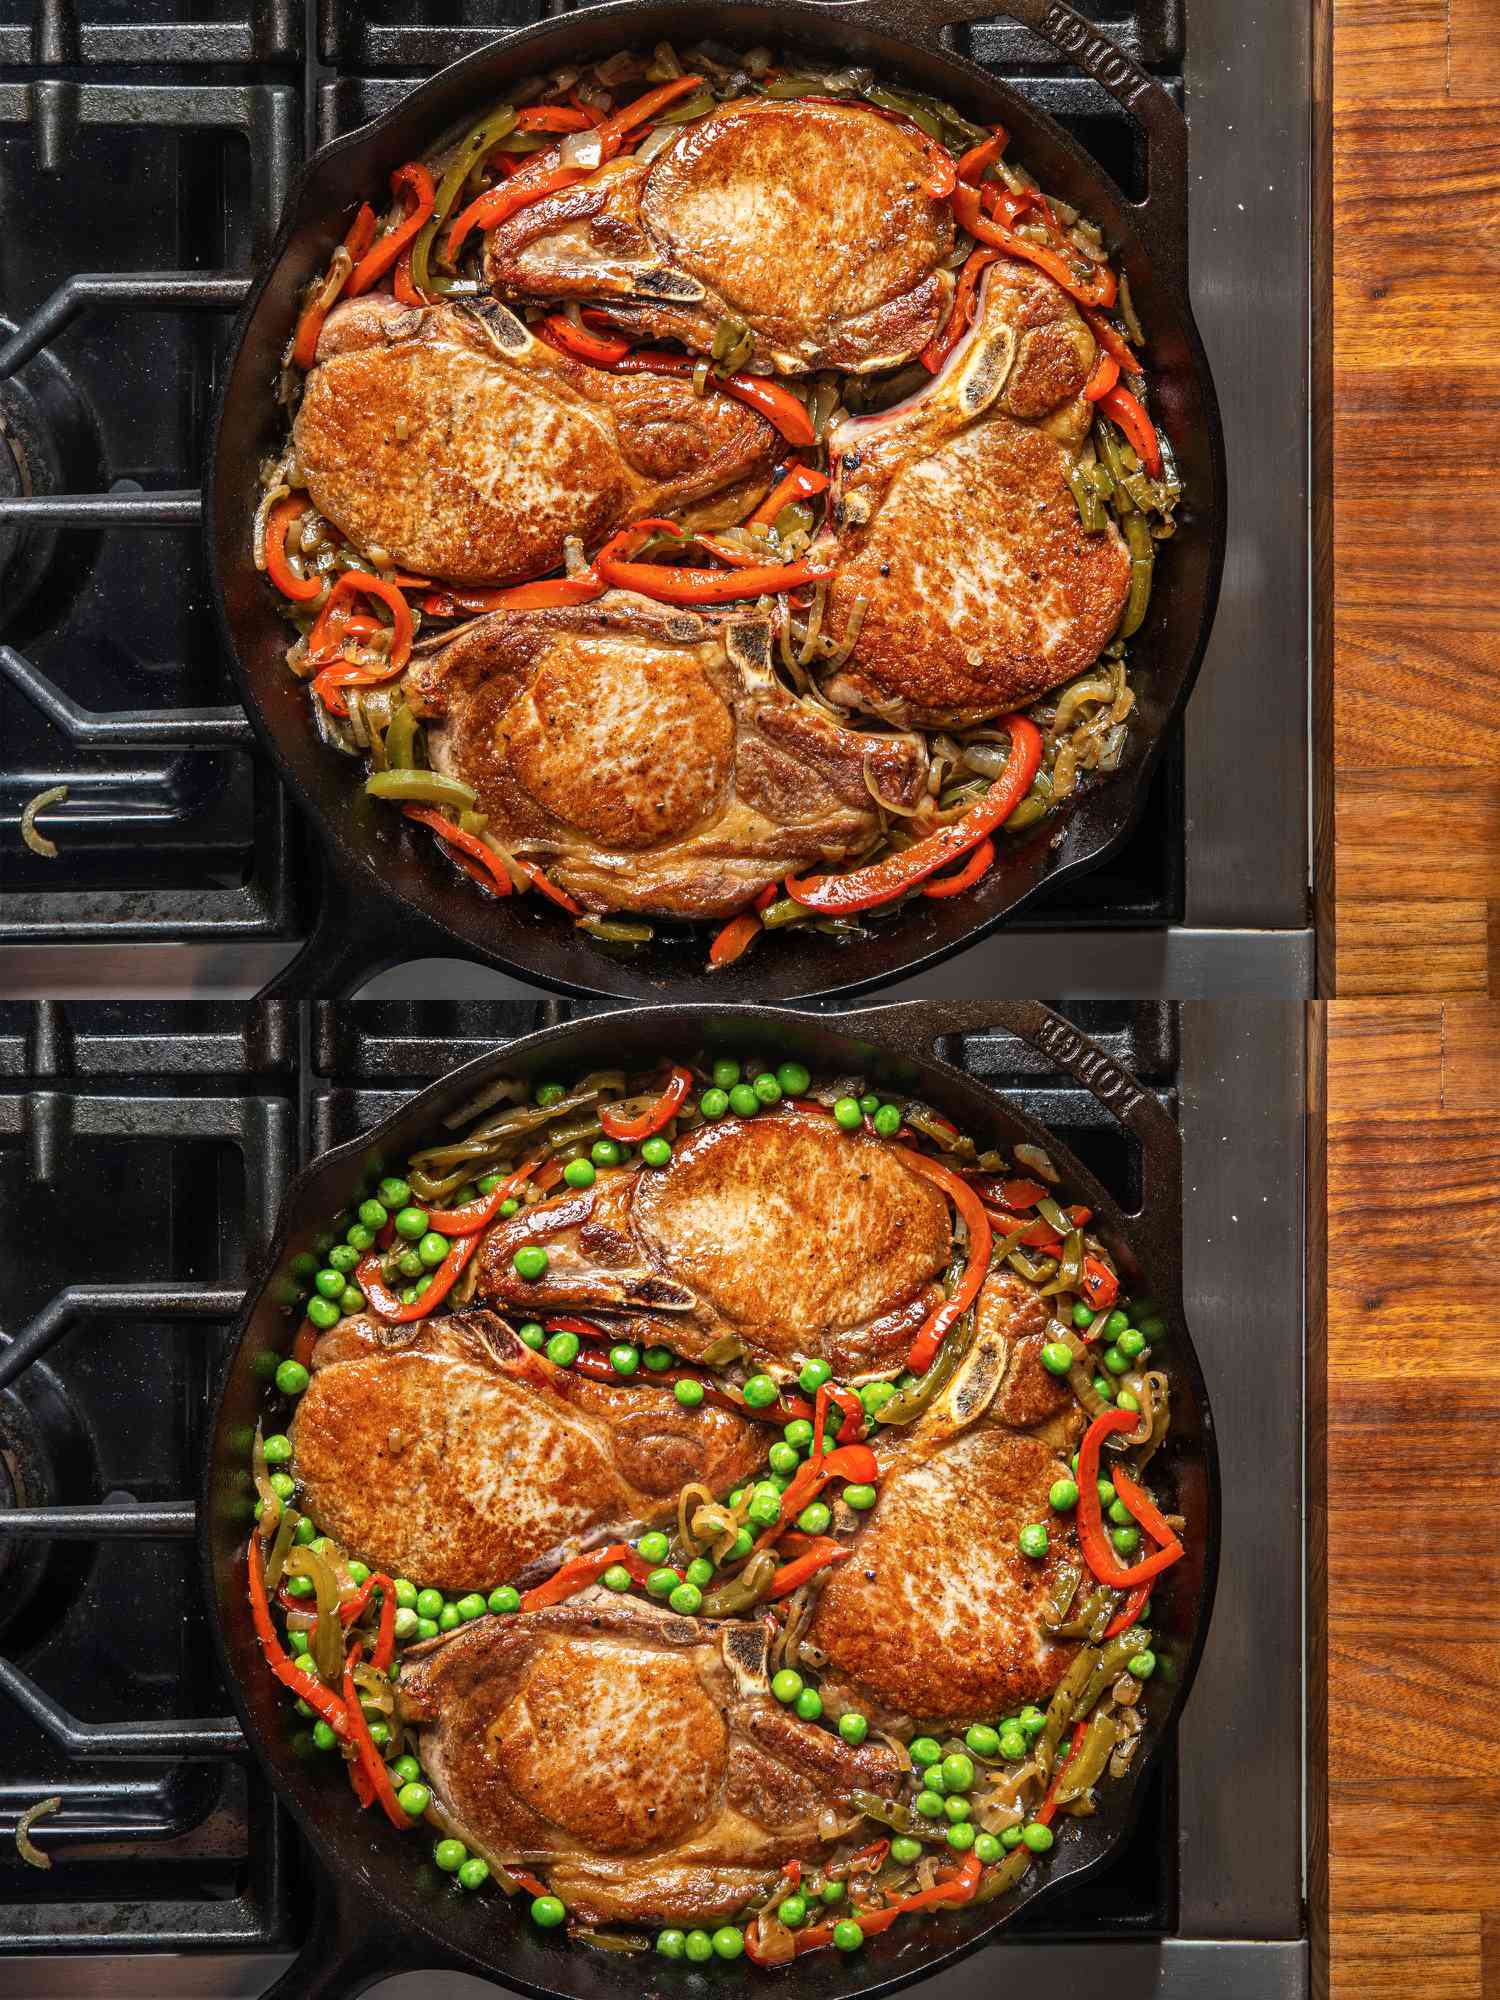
[
  {"x1": 485, "y1": 98, "x2": 955, "y2": 376},
  {"x1": 818, "y1": 258, "x2": 1132, "y2": 727},
  {"x1": 288, "y1": 1310, "x2": 761, "y2": 1593},
  {"x1": 292, "y1": 295, "x2": 775, "y2": 585},
  {"x1": 397, "y1": 1596, "x2": 901, "y2": 1923},
  {"x1": 477, "y1": 1106, "x2": 951, "y2": 1371},
  {"x1": 979, "y1": 1268, "x2": 1074, "y2": 1431},
  {"x1": 401, "y1": 600, "x2": 927, "y2": 919}
]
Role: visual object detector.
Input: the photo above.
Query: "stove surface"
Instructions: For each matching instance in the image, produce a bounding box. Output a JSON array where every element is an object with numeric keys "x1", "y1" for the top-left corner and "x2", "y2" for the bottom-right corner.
[{"x1": 0, "y1": 0, "x2": 1312, "y2": 999}]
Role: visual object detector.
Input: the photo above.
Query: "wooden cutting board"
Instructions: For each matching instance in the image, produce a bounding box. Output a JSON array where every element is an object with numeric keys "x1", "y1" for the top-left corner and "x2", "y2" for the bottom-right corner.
[
  {"x1": 1322, "y1": 1001, "x2": 1500, "y2": 1995},
  {"x1": 1329, "y1": 0, "x2": 1500, "y2": 995}
]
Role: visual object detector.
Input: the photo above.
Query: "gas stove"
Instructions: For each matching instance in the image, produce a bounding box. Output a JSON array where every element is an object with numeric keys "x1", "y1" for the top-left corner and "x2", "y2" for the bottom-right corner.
[
  {"x1": 0, "y1": 0, "x2": 1313, "y2": 1001},
  {"x1": 0, "y1": 999, "x2": 1306, "y2": 1998}
]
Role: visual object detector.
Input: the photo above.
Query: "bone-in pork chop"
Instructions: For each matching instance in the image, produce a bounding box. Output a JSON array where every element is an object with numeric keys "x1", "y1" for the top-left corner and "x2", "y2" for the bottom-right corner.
[
  {"x1": 288, "y1": 1311, "x2": 762, "y2": 1592},
  {"x1": 397, "y1": 1596, "x2": 901, "y2": 1923},
  {"x1": 809, "y1": 1427, "x2": 1079, "y2": 1727},
  {"x1": 485, "y1": 98, "x2": 955, "y2": 376},
  {"x1": 292, "y1": 296, "x2": 775, "y2": 585},
  {"x1": 402, "y1": 600, "x2": 928, "y2": 918},
  {"x1": 817, "y1": 259, "x2": 1132, "y2": 727},
  {"x1": 477, "y1": 1106, "x2": 952, "y2": 1371}
]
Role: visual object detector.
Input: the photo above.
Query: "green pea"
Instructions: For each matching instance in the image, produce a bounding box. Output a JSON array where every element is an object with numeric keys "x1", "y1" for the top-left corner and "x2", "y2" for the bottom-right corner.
[
  {"x1": 784, "y1": 1418, "x2": 813, "y2": 1449},
  {"x1": 531, "y1": 1896, "x2": 567, "y2": 1929},
  {"x1": 796, "y1": 1501, "x2": 832, "y2": 1534},
  {"x1": 1097, "y1": 1479, "x2": 1117, "y2": 1508},
  {"x1": 1050, "y1": 1478, "x2": 1080, "y2": 1513},
  {"x1": 397, "y1": 1248, "x2": 424, "y2": 1279},
  {"x1": 974, "y1": 1831, "x2": 1003, "y2": 1863},
  {"x1": 712, "y1": 1926, "x2": 745, "y2": 1960},
  {"x1": 644, "y1": 1345, "x2": 673, "y2": 1371},
  {"x1": 313, "y1": 1267, "x2": 343, "y2": 1300},
  {"x1": 746, "y1": 1488, "x2": 780, "y2": 1528},
  {"x1": 1103, "y1": 1308, "x2": 1130, "y2": 1338},
  {"x1": 914, "y1": 1790, "x2": 944, "y2": 1820},
  {"x1": 641, "y1": 1136, "x2": 672, "y2": 1167},
  {"x1": 728, "y1": 1528, "x2": 753, "y2": 1560},
  {"x1": 601, "y1": 1565, "x2": 633, "y2": 1593},
  {"x1": 1112, "y1": 1524, "x2": 1141, "y2": 1555},
  {"x1": 498, "y1": 1197, "x2": 519, "y2": 1217},
  {"x1": 768, "y1": 1441, "x2": 800, "y2": 1475},
  {"x1": 685, "y1": 1556, "x2": 714, "y2": 1587},
  {"x1": 684, "y1": 1929, "x2": 714, "y2": 1963},
  {"x1": 306, "y1": 1295, "x2": 339, "y2": 1331},
  {"x1": 941, "y1": 1753, "x2": 974, "y2": 1792},
  {"x1": 414, "y1": 1591, "x2": 443, "y2": 1620},
  {"x1": 393, "y1": 1608, "x2": 419, "y2": 1642},
  {"x1": 275, "y1": 1359, "x2": 310, "y2": 1397},
  {"x1": 591, "y1": 1138, "x2": 623, "y2": 1166},
  {"x1": 832, "y1": 1096, "x2": 863, "y2": 1130},
  {"x1": 669, "y1": 1581, "x2": 703, "y2": 1615},
  {"x1": 1001, "y1": 1826, "x2": 1024, "y2": 1850},
  {"x1": 414, "y1": 1230, "x2": 447, "y2": 1272},
  {"x1": 889, "y1": 1836, "x2": 923, "y2": 1865},
  {"x1": 924, "y1": 1762, "x2": 947, "y2": 1794},
  {"x1": 795, "y1": 1687, "x2": 823, "y2": 1721},
  {"x1": 778, "y1": 1893, "x2": 808, "y2": 1927},
  {"x1": 1108, "y1": 1497, "x2": 1132, "y2": 1527},
  {"x1": 513, "y1": 1246, "x2": 548, "y2": 1281},
  {"x1": 910, "y1": 1736, "x2": 942, "y2": 1767},
  {"x1": 1116, "y1": 1389, "x2": 1140, "y2": 1412},
  {"x1": 392, "y1": 1754, "x2": 421, "y2": 1784},
  {"x1": 729, "y1": 1084, "x2": 760, "y2": 1118},
  {"x1": 743, "y1": 1373, "x2": 779, "y2": 1409},
  {"x1": 288, "y1": 1629, "x2": 310, "y2": 1653},
  {"x1": 434, "y1": 1838, "x2": 466, "y2": 1872},
  {"x1": 1129, "y1": 1649, "x2": 1157, "y2": 1678},
  {"x1": 872, "y1": 1104, "x2": 902, "y2": 1137},
  {"x1": 771, "y1": 1669, "x2": 803, "y2": 1704},
  {"x1": 562, "y1": 1158, "x2": 596, "y2": 1189},
  {"x1": 638, "y1": 1531, "x2": 670, "y2": 1562},
  {"x1": 832, "y1": 1920, "x2": 864, "y2": 1953},
  {"x1": 1022, "y1": 1823, "x2": 1054, "y2": 1853},
  {"x1": 798, "y1": 1358, "x2": 832, "y2": 1393},
  {"x1": 699, "y1": 1088, "x2": 730, "y2": 1119},
  {"x1": 837, "y1": 1709, "x2": 869, "y2": 1746},
  {"x1": 289, "y1": 1251, "x2": 319, "y2": 1280},
  {"x1": 262, "y1": 1433, "x2": 292, "y2": 1466},
  {"x1": 312, "y1": 1720, "x2": 338, "y2": 1750},
  {"x1": 1104, "y1": 1346, "x2": 1132, "y2": 1377},
  {"x1": 1139, "y1": 1315, "x2": 1167, "y2": 1341},
  {"x1": 711, "y1": 1059, "x2": 742, "y2": 1090},
  {"x1": 842, "y1": 1483, "x2": 878, "y2": 1511},
  {"x1": 821, "y1": 1880, "x2": 846, "y2": 1904},
  {"x1": 357, "y1": 1199, "x2": 388, "y2": 1231},
  {"x1": 1116, "y1": 1327, "x2": 1146, "y2": 1360},
  {"x1": 965, "y1": 1723, "x2": 1001, "y2": 1758},
  {"x1": 455, "y1": 1592, "x2": 486, "y2": 1622},
  {"x1": 375, "y1": 1177, "x2": 409, "y2": 1208},
  {"x1": 415, "y1": 1618, "x2": 439, "y2": 1640},
  {"x1": 475, "y1": 1171, "x2": 503, "y2": 1195},
  {"x1": 861, "y1": 1381, "x2": 898, "y2": 1420},
  {"x1": 752, "y1": 1073, "x2": 782, "y2": 1106},
  {"x1": 1072, "y1": 1301, "x2": 1096, "y2": 1328},
  {"x1": 1041, "y1": 1341, "x2": 1074, "y2": 1376},
  {"x1": 943, "y1": 1796, "x2": 971, "y2": 1824},
  {"x1": 609, "y1": 1343, "x2": 640, "y2": 1376},
  {"x1": 327, "y1": 1243, "x2": 360, "y2": 1274},
  {"x1": 348, "y1": 1561, "x2": 370, "y2": 1587},
  {"x1": 1018, "y1": 1523, "x2": 1049, "y2": 1559},
  {"x1": 657, "y1": 1930, "x2": 687, "y2": 1959},
  {"x1": 394, "y1": 1206, "x2": 427, "y2": 1241},
  {"x1": 458, "y1": 1857, "x2": 489, "y2": 1891},
  {"x1": 339, "y1": 1285, "x2": 365, "y2": 1315},
  {"x1": 518, "y1": 1322, "x2": 545, "y2": 1350},
  {"x1": 437, "y1": 1603, "x2": 461, "y2": 1632},
  {"x1": 674, "y1": 1377, "x2": 705, "y2": 1408},
  {"x1": 535, "y1": 1082, "x2": 565, "y2": 1107},
  {"x1": 344, "y1": 1223, "x2": 375, "y2": 1253},
  {"x1": 1093, "y1": 1375, "x2": 1116, "y2": 1403},
  {"x1": 999, "y1": 1727, "x2": 1028, "y2": 1761},
  {"x1": 545, "y1": 1331, "x2": 578, "y2": 1367},
  {"x1": 777, "y1": 1062, "x2": 811, "y2": 1097},
  {"x1": 397, "y1": 1781, "x2": 431, "y2": 1817},
  {"x1": 292, "y1": 1517, "x2": 317, "y2": 1546},
  {"x1": 643, "y1": 1567, "x2": 677, "y2": 1598},
  {"x1": 947, "y1": 1822, "x2": 976, "y2": 1851}
]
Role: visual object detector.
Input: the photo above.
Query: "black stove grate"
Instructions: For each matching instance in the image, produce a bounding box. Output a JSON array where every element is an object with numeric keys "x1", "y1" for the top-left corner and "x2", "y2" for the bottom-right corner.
[
  {"x1": 0, "y1": 0, "x2": 1187, "y2": 976},
  {"x1": 0, "y1": 999, "x2": 1181, "y2": 1959}
]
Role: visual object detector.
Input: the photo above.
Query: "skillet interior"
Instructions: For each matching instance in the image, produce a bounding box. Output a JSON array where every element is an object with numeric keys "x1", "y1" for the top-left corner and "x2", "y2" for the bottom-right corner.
[
  {"x1": 206, "y1": 0, "x2": 1226, "y2": 1002},
  {"x1": 201, "y1": 1000, "x2": 1219, "y2": 1999}
]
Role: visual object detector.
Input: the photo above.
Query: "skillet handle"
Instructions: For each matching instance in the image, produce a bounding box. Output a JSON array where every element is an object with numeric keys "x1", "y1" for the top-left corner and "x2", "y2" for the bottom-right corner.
[
  {"x1": 257, "y1": 855, "x2": 476, "y2": 1002},
  {"x1": 259, "y1": 1882, "x2": 491, "y2": 2000},
  {"x1": 833, "y1": 999, "x2": 1183, "y2": 1293}
]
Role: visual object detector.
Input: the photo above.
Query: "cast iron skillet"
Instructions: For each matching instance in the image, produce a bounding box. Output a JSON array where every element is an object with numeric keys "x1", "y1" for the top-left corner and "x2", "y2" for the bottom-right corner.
[
  {"x1": 202, "y1": 999, "x2": 1219, "y2": 2000},
  {"x1": 206, "y1": 0, "x2": 1226, "y2": 1003}
]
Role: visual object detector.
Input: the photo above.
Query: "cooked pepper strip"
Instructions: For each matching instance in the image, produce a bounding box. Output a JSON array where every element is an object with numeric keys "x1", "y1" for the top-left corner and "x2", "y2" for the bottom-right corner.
[
  {"x1": 342, "y1": 1644, "x2": 412, "y2": 1828},
  {"x1": 892, "y1": 1148, "x2": 994, "y2": 1373},
  {"x1": 1079, "y1": 1254, "x2": 1119, "y2": 1310},
  {"x1": 789, "y1": 1851, "x2": 983, "y2": 1954},
  {"x1": 290, "y1": 202, "x2": 376, "y2": 369},
  {"x1": 1079, "y1": 303, "x2": 1141, "y2": 377},
  {"x1": 1036, "y1": 1718, "x2": 1090, "y2": 1826},
  {"x1": 307, "y1": 572, "x2": 414, "y2": 714},
  {"x1": 517, "y1": 860, "x2": 584, "y2": 913},
  {"x1": 1075, "y1": 1407, "x2": 1185, "y2": 1587},
  {"x1": 402, "y1": 806, "x2": 514, "y2": 898},
  {"x1": 951, "y1": 182, "x2": 1117, "y2": 309},
  {"x1": 786, "y1": 712, "x2": 1042, "y2": 913},
  {"x1": 1083, "y1": 351, "x2": 1120, "y2": 403},
  {"x1": 1096, "y1": 382, "x2": 1162, "y2": 477},
  {"x1": 247, "y1": 1544, "x2": 352, "y2": 1737},
  {"x1": 748, "y1": 462, "x2": 830, "y2": 530},
  {"x1": 956, "y1": 126, "x2": 1008, "y2": 183},
  {"x1": 347, "y1": 162, "x2": 436, "y2": 298},
  {"x1": 921, "y1": 835, "x2": 996, "y2": 899},
  {"x1": 264, "y1": 496, "x2": 324, "y2": 602},
  {"x1": 1104, "y1": 1580, "x2": 1152, "y2": 1638},
  {"x1": 593, "y1": 519, "x2": 830, "y2": 603},
  {"x1": 420, "y1": 574, "x2": 606, "y2": 617},
  {"x1": 425, "y1": 1158, "x2": 537, "y2": 1236},
  {"x1": 757, "y1": 1442, "x2": 880, "y2": 1553},
  {"x1": 520, "y1": 1542, "x2": 653, "y2": 1610},
  {"x1": 336, "y1": 1572, "x2": 397, "y2": 1675},
  {"x1": 514, "y1": 104, "x2": 601, "y2": 131},
  {"x1": 537, "y1": 312, "x2": 632, "y2": 366},
  {"x1": 810, "y1": 1380, "x2": 865, "y2": 1459},
  {"x1": 767, "y1": 1540, "x2": 849, "y2": 1599},
  {"x1": 614, "y1": 349, "x2": 818, "y2": 445},
  {"x1": 599, "y1": 1064, "x2": 692, "y2": 1141},
  {"x1": 355, "y1": 1226, "x2": 483, "y2": 1323},
  {"x1": 708, "y1": 912, "x2": 761, "y2": 968},
  {"x1": 920, "y1": 247, "x2": 1001, "y2": 373},
  {"x1": 391, "y1": 244, "x2": 424, "y2": 305}
]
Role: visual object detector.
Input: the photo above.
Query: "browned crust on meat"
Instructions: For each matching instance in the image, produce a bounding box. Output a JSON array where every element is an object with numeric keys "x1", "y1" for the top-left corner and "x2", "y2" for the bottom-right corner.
[{"x1": 980, "y1": 1268, "x2": 1075, "y2": 1428}]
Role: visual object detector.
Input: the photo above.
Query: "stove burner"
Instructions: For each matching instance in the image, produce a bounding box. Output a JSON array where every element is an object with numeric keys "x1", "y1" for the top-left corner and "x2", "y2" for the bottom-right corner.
[
  {"x1": 0, "y1": 1377, "x2": 92, "y2": 1642},
  {"x1": 0, "y1": 328, "x2": 103, "y2": 637}
]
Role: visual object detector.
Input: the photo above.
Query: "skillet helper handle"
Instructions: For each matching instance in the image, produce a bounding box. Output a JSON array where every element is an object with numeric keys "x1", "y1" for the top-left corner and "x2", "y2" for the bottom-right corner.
[
  {"x1": 257, "y1": 853, "x2": 472, "y2": 1002},
  {"x1": 834, "y1": 998, "x2": 1184, "y2": 1296},
  {"x1": 259, "y1": 1883, "x2": 488, "y2": 2000}
]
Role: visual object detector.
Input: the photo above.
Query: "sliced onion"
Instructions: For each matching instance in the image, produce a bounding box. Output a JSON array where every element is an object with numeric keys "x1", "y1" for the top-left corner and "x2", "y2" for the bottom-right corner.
[
  {"x1": 559, "y1": 126, "x2": 604, "y2": 170},
  {"x1": 20, "y1": 784, "x2": 68, "y2": 859},
  {"x1": 16, "y1": 1797, "x2": 60, "y2": 1870},
  {"x1": 252, "y1": 479, "x2": 290, "y2": 572}
]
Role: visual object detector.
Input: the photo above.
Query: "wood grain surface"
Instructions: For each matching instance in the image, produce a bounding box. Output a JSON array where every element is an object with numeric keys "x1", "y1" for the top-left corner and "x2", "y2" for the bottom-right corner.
[
  {"x1": 1324, "y1": 1001, "x2": 1500, "y2": 1997},
  {"x1": 1330, "y1": 0, "x2": 1500, "y2": 994}
]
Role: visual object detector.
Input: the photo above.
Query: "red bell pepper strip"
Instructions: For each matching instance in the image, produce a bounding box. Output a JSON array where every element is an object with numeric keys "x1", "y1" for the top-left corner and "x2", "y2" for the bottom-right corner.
[
  {"x1": 786, "y1": 713, "x2": 1042, "y2": 914},
  {"x1": 290, "y1": 1316, "x2": 319, "y2": 1371},
  {"x1": 708, "y1": 912, "x2": 761, "y2": 968},
  {"x1": 307, "y1": 571, "x2": 414, "y2": 715},
  {"x1": 599, "y1": 1064, "x2": 692, "y2": 1141},
  {"x1": 538, "y1": 312, "x2": 632, "y2": 366},
  {"x1": 347, "y1": 162, "x2": 436, "y2": 298},
  {"x1": 517, "y1": 860, "x2": 584, "y2": 913},
  {"x1": 264, "y1": 495, "x2": 323, "y2": 602},
  {"x1": 290, "y1": 202, "x2": 376, "y2": 369},
  {"x1": 337, "y1": 1572, "x2": 397, "y2": 1674},
  {"x1": 1083, "y1": 351, "x2": 1120, "y2": 403},
  {"x1": 426, "y1": 1157, "x2": 538, "y2": 1236},
  {"x1": 1104, "y1": 1580, "x2": 1152, "y2": 1638},
  {"x1": 1079, "y1": 303, "x2": 1141, "y2": 378},
  {"x1": 1036, "y1": 1718, "x2": 1089, "y2": 1826},
  {"x1": 355, "y1": 1227, "x2": 484, "y2": 1324},
  {"x1": 1096, "y1": 382, "x2": 1162, "y2": 478},
  {"x1": 1075, "y1": 1407, "x2": 1184, "y2": 1588},
  {"x1": 920, "y1": 246, "x2": 1001, "y2": 373},
  {"x1": 768, "y1": 1538, "x2": 850, "y2": 1598},
  {"x1": 986, "y1": 184, "x2": 1057, "y2": 231},
  {"x1": 951, "y1": 182, "x2": 1117, "y2": 309},
  {"x1": 520, "y1": 1542, "x2": 654, "y2": 1610},
  {"x1": 247, "y1": 1544, "x2": 353, "y2": 1738},
  {"x1": 810, "y1": 1380, "x2": 864, "y2": 1459},
  {"x1": 613, "y1": 348, "x2": 819, "y2": 445},
  {"x1": 756, "y1": 1441, "x2": 880, "y2": 1554},
  {"x1": 956, "y1": 125, "x2": 1008, "y2": 184},
  {"x1": 392, "y1": 243, "x2": 424, "y2": 305},
  {"x1": 514, "y1": 104, "x2": 602, "y2": 131},
  {"x1": 789, "y1": 1852, "x2": 983, "y2": 1954},
  {"x1": 446, "y1": 77, "x2": 705, "y2": 256},
  {"x1": 748, "y1": 462, "x2": 830, "y2": 531},
  {"x1": 922, "y1": 835, "x2": 996, "y2": 899},
  {"x1": 402, "y1": 806, "x2": 514, "y2": 898},
  {"x1": 596, "y1": 548, "x2": 830, "y2": 603},
  {"x1": 420, "y1": 573, "x2": 607, "y2": 619},
  {"x1": 891, "y1": 1149, "x2": 994, "y2": 1373},
  {"x1": 342, "y1": 1644, "x2": 413, "y2": 1828},
  {"x1": 1079, "y1": 1255, "x2": 1119, "y2": 1311}
]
